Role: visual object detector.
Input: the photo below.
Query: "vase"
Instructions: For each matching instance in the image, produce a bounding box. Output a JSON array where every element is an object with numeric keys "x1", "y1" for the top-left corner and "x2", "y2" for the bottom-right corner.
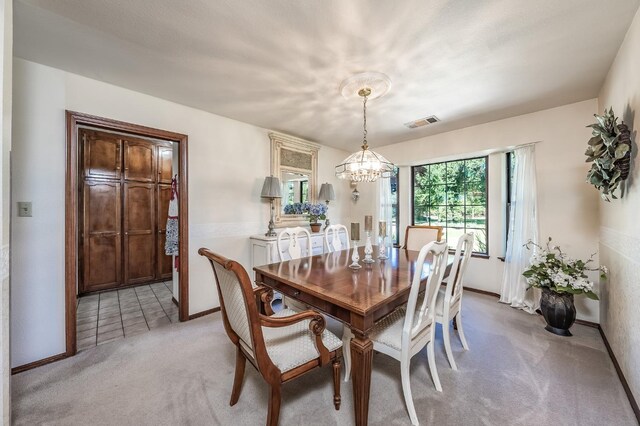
[
  {"x1": 310, "y1": 223, "x2": 322, "y2": 233},
  {"x1": 540, "y1": 287, "x2": 576, "y2": 336}
]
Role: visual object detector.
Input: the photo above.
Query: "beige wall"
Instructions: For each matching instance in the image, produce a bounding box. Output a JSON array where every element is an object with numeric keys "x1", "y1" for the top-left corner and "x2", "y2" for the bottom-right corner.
[
  {"x1": 10, "y1": 58, "x2": 351, "y2": 368},
  {"x1": 598, "y1": 6, "x2": 640, "y2": 406},
  {"x1": 1, "y1": 0, "x2": 11, "y2": 422},
  {"x1": 370, "y1": 99, "x2": 601, "y2": 321}
]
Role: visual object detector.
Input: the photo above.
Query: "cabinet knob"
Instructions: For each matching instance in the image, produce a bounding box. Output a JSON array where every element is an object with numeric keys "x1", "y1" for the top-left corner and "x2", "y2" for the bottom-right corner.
[{"x1": 293, "y1": 290, "x2": 300, "y2": 297}]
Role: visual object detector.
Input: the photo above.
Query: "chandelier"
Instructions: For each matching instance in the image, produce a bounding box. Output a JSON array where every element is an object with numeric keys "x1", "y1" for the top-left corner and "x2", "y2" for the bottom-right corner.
[{"x1": 336, "y1": 82, "x2": 394, "y2": 183}]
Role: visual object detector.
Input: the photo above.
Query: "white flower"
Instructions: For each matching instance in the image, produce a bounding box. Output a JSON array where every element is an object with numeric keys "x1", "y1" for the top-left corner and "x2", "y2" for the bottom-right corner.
[{"x1": 601, "y1": 265, "x2": 608, "y2": 274}]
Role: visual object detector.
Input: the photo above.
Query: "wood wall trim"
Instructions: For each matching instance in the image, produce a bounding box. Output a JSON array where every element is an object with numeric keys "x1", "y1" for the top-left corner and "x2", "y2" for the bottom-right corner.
[
  {"x1": 188, "y1": 306, "x2": 221, "y2": 320},
  {"x1": 11, "y1": 352, "x2": 69, "y2": 375},
  {"x1": 66, "y1": 111, "x2": 190, "y2": 361},
  {"x1": 599, "y1": 326, "x2": 640, "y2": 423},
  {"x1": 463, "y1": 286, "x2": 500, "y2": 298}
]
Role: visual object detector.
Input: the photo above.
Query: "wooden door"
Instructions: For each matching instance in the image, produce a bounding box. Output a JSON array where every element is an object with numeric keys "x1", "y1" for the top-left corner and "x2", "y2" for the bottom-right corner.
[
  {"x1": 157, "y1": 184, "x2": 173, "y2": 279},
  {"x1": 81, "y1": 180, "x2": 121, "y2": 293},
  {"x1": 124, "y1": 182, "x2": 156, "y2": 285},
  {"x1": 82, "y1": 129, "x2": 122, "y2": 180},
  {"x1": 124, "y1": 138, "x2": 155, "y2": 182},
  {"x1": 157, "y1": 145, "x2": 173, "y2": 184}
]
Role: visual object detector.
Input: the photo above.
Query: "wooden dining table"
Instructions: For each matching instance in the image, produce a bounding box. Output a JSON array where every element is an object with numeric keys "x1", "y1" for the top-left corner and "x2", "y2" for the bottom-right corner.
[{"x1": 253, "y1": 245, "x2": 452, "y2": 426}]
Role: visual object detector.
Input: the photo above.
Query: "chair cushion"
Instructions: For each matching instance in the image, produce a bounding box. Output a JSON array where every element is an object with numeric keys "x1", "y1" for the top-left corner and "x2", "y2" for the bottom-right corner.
[
  {"x1": 369, "y1": 307, "x2": 408, "y2": 351},
  {"x1": 263, "y1": 309, "x2": 342, "y2": 372}
]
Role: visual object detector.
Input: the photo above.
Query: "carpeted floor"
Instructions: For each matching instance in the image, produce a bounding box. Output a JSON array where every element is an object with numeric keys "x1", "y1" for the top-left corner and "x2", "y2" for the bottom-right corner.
[{"x1": 12, "y1": 292, "x2": 637, "y2": 425}]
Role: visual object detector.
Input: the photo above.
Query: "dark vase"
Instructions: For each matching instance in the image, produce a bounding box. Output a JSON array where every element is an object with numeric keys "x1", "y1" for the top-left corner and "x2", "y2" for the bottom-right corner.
[
  {"x1": 540, "y1": 288, "x2": 576, "y2": 336},
  {"x1": 310, "y1": 223, "x2": 322, "y2": 233}
]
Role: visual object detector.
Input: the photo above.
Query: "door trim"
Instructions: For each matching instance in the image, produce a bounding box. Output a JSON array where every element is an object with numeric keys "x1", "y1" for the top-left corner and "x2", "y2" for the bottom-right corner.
[{"x1": 65, "y1": 111, "x2": 189, "y2": 357}]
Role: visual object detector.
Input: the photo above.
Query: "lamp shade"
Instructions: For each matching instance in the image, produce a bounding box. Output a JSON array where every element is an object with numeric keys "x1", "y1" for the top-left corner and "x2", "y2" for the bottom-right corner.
[
  {"x1": 318, "y1": 183, "x2": 335, "y2": 201},
  {"x1": 260, "y1": 176, "x2": 282, "y2": 198}
]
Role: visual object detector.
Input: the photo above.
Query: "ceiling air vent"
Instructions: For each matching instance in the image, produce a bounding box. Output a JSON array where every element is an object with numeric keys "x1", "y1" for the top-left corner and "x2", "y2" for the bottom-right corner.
[{"x1": 404, "y1": 115, "x2": 440, "y2": 129}]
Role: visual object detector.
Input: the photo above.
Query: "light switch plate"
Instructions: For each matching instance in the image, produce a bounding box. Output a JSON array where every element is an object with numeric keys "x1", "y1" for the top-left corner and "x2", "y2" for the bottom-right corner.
[{"x1": 17, "y1": 202, "x2": 32, "y2": 217}]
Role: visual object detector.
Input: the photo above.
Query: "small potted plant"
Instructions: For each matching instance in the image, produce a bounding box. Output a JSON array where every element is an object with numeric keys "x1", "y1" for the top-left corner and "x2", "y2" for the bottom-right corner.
[
  {"x1": 522, "y1": 238, "x2": 607, "y2": 336},
  {"x1": 306, "y1": 203, "x2": 327, "y2": 233},
  {"x1": 585, "y1": 107, "x2": 632, "y2": 201}
]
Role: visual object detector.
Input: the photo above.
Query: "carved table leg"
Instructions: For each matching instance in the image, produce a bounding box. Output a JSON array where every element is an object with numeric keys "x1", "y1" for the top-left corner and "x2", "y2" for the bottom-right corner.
[{"x1": 350, "y1": 332, "x2": 373, "y2": 426}]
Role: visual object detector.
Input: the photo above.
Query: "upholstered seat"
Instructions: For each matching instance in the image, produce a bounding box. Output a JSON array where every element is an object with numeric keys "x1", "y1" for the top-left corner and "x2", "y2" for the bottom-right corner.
[
  {"x1": 264, "y1": 309, "x2": 342, "y2": 372},
  {"x1": 198, "y1": 248, "x2": 343, "y2": 426}
]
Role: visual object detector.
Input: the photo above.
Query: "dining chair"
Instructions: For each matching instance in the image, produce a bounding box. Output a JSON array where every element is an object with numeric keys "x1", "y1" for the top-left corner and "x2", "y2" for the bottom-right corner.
[
  {"x1": 277, "y1": 227, "x2": 312, "y2": 261},
  {"x1": 403, "y1": 225, "x2": 443, "y2": 251},
  {"x1": 342, "y1": 241, "x2": 449, "y2": 426},
  {"x1": 199, "y1": 248, "x2": 343, "y2": 426},
  {"x1": 324, "y1": 224, "x2": 350, "y2": 253},
  {"x1": 435, "y1": 232, "x2": 474, "y2": 370}
]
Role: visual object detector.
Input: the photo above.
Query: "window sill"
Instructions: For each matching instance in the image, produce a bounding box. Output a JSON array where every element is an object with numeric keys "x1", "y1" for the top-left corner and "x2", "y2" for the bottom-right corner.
[{"x1": 448, "y1": 249, "x2": 490, "y2": 260}]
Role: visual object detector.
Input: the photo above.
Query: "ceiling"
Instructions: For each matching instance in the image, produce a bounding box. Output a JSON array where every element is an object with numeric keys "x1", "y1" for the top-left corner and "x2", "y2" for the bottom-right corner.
[{"x1": 14, "y1": 0, "x2": 640, "y2": 150}]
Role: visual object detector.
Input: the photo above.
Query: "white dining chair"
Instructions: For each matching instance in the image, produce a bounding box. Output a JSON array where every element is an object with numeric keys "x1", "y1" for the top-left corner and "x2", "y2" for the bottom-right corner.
[
  {"x1": 403, "y1": 225, "x2": 443, "y2": 251},
  {"x1": 343, "y1": 241, "x2": 449, "y2": 426},
  {"x1": 324, "y1": 224, "x2": 350, "y2": 253},
  {"x1": 435, "y1": 232, "x2": 473, "y2": 370},
  {"x1": 277, "y1": 227, "x2": 312, "y2": 261},
  {"x1": 277, "y1": 227, "x2": 312, "y2": 311}
]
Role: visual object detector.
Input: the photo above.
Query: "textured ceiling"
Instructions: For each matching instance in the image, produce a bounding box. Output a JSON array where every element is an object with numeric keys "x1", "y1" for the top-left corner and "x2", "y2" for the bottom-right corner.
[{"x1": 14, "y1": 0, "x2": 640, "y2": 149}]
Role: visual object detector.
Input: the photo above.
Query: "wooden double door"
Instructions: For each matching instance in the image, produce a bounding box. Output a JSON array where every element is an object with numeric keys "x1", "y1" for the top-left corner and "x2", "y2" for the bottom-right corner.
[{"x1": 79, "y1": 128, "x2": 174, "y2": 294}]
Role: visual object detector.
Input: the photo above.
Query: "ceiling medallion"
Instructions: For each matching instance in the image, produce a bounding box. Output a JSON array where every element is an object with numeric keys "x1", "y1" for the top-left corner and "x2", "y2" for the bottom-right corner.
[{"x1": 336, "y1": 72, "x2": 394, "y2": 183}]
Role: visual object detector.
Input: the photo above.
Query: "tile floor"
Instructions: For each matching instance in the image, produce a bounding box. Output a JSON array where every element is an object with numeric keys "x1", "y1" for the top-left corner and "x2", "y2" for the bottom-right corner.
[{"x1": 76, "y1": 281, "x2": 179, "y2": 351}]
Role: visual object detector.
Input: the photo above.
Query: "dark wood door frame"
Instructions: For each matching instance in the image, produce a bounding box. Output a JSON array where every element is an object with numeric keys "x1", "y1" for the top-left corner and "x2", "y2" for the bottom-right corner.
[{"x1": 65, "y1": 111, "x2": 189, "y2": 357}]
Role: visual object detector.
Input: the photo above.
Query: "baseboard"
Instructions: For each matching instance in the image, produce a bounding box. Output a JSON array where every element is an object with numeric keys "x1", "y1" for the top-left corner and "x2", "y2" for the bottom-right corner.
[
  {"x1": 11, "y1": 352, "x2": 69, "y2": 375},
  {"x1": 172, "y1": 297, "x2": 179, "y2": 307},
  {"x1": 575, "y1": 318, "x2": 599, "y2": 328},
  {"x1": 464, "y1": 287, "x2": 500, "y2": 298},
  {"x1": 188, "y1": 306, "x2": 221, "y2": 320},
  {"x1": 598, "y1": 325, "x2": 640, "y2": 423}
]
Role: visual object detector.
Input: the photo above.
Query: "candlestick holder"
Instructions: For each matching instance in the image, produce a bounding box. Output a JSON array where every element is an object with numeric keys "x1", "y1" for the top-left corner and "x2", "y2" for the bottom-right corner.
[
  {"x1": 349, "y1": 241, "x2": 361, "y2": 269},
  {"x1": 363, "y1": 231, "x2": 375, "y2": 264},
  {"x1": 378, "y1": 234, "x2": 388, "y2": 260}
]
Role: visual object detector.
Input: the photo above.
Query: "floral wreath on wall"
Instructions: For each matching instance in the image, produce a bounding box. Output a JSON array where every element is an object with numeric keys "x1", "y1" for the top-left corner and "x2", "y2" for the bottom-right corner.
[{"x1": 585, "y1": 107, "x2": 632, "y2": 201}]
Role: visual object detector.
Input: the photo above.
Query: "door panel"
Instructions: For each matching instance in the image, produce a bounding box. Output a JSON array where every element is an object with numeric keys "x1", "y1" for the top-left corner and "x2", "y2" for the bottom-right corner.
[
  {"x1": 157, "y1": 146, "x2": 173, "y2": 184},
  {"x1": 81, "y1": 180, "x2": 121, "y2": 293},
  {"x1": 124, "y1": 183, "x2": 155, "y2": 284},
  {"x1": 157, "y1": 184, "x2": 173, "y2": 279},
  {"x1": 82, "y1": 129, "x2": 122, "y2": 180},
  {"x1": 124, "y1": 138, "x2": 155, "y2": 182}
]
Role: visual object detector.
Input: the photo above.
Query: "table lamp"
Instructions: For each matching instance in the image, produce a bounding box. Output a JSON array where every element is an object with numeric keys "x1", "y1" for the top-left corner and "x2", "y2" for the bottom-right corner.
[
  {"x1": 261, "y1": 175, "x2": 282, "y2": 237},
  {"x1": 318, "y1": 183, "x2": 336, "y2": 230}
]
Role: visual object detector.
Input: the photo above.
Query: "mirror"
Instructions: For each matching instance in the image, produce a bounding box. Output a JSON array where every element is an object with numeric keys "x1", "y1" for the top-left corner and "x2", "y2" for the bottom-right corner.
[
  {"x1": 281, "y1": 171, "x2": 310, "y2": 209},
  {"x1": 269, "y1": 132, "x2": 319, "y2": 226}
]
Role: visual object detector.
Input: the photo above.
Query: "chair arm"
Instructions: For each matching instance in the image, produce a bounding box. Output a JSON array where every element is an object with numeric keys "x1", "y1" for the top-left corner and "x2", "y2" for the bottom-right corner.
[
  {"x1": 253, "y1": 285, "x2": 275, "y2": 316},
  {"x1": 259, "y1": 310, "x2": 330, "y2": 366}
]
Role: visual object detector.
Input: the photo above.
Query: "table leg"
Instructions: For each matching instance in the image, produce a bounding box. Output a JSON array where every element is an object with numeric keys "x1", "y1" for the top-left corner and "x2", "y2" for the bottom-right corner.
[{"x1": 350, "y1": 332, "x2": 373, "y2": 426}]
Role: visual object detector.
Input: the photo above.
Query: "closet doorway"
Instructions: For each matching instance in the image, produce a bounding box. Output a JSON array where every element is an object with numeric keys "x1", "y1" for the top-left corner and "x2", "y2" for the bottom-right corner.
[{"x1": 65, "y1": 111, "x2": 189, "y2": 356}]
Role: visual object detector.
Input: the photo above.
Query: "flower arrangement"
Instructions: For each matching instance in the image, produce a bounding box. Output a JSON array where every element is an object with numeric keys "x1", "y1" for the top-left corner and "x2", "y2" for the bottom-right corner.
[
  {"x1": 283, "y1": 202, "x2": 327, "y2": 224},
  {"x1": 522, "y1": 238, "x2": 606, "y2": 300}
]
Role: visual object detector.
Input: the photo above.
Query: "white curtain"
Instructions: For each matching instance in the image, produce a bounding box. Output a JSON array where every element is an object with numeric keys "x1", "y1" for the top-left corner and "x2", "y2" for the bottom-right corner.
[
  {"x1": 500, "y1": 145, "x2": 540, "y2": 313},
  {"x1": 378, "y1": 177, "x2": 393, "y2": 241}
]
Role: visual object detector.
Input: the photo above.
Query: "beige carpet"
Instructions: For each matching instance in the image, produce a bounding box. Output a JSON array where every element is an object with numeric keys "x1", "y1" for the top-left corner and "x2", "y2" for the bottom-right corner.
[{"x1": 12, "y1": 292, "x2": 637, "y2": 425}]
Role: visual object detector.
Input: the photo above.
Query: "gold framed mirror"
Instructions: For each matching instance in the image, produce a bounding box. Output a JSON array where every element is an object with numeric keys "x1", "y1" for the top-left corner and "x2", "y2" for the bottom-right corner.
[{"x1": 269, "y1": 132, "x2": 319, "y2": 226}]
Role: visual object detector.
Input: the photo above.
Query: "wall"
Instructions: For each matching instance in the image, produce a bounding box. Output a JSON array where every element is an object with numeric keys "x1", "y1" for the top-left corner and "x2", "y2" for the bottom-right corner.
[
  {"x1": 0, "y1": 0, "x2": 11, "y2": 422},
  {"x1": 10, "y1": 58, "x2": 351, "y2": 368},
  {"x1": 370, "y1": 99, "x2": 601, "y2": 321},
  {"x1": 597, "y1": 6, "x2": 640, "y2": 407}
]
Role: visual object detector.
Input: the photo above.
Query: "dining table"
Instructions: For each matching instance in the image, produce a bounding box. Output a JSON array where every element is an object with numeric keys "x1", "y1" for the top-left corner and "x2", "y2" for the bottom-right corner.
[{"x1": 253, "y1": 245, "x2": 453, "y2": 426}]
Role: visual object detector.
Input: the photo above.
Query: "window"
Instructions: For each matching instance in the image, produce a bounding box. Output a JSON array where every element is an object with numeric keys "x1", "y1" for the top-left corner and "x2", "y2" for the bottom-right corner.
[
  {"x1": 505, "y1": 151, "x2": 516, "y2": 252},
  {"x1": 412, "y1": 157, "x2": 488, "y2": 254},
  {"x1": 390, "y1": 168, "x2": 399, "y2": 246}
]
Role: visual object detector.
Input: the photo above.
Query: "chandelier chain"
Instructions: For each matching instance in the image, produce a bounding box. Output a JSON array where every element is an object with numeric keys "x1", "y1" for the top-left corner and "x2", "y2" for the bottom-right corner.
[{"x1": 362, "y1": 95, "x2": 368, "y2": 150}]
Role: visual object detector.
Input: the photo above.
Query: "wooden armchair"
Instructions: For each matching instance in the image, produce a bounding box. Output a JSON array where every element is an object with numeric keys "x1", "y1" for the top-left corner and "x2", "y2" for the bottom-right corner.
[
  {"x1": 198, "y1": 248, "x2": 343, "y2": 426},
  {"x1": 403, "y1": 225, "x2": 443, "y2": 251}
]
